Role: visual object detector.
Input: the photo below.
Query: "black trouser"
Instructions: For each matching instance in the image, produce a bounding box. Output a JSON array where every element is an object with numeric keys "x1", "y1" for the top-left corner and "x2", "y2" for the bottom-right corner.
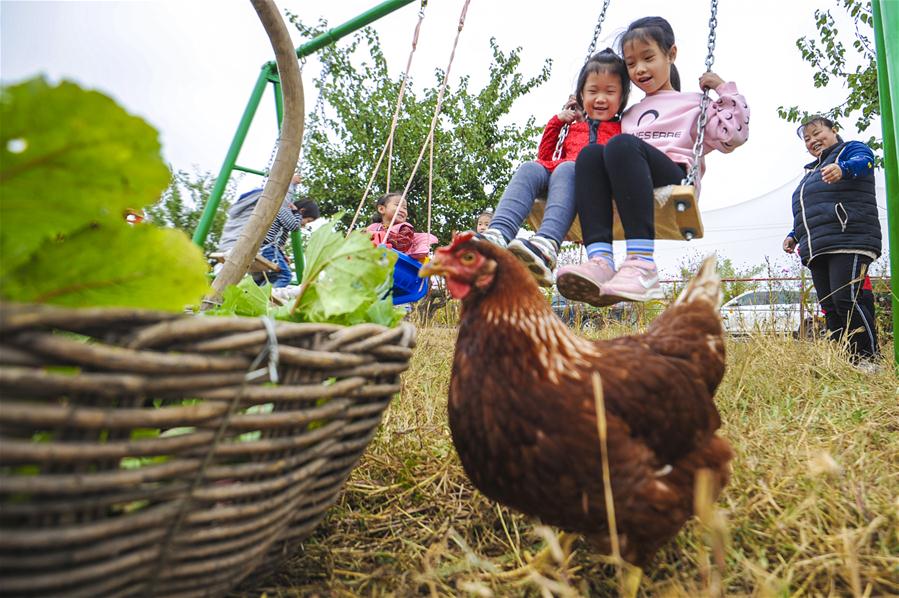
[
  {"x1": 808, "y1": 253, "x2": 878, "y2": 359},
  {"x1": 574, "y1": 134, "x2": 685, "y2": 244}
]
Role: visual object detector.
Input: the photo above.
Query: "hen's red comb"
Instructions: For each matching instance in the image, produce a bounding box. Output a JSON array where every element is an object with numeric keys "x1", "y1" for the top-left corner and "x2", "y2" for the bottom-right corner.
[
  {"x1": 448, "y1": 230, "x2": 475, "y2": 251},
  {"x1": 434, "y1": 230, "x2": 476, "y2": 258}
]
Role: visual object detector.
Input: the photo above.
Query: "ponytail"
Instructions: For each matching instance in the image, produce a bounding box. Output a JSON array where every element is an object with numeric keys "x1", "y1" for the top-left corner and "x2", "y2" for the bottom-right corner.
[{"x1": 670, "y1": 64, "x2": 681, "y2": 91}]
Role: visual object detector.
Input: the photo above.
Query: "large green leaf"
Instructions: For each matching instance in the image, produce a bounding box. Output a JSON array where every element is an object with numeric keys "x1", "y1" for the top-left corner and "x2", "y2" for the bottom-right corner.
[
  {"x1": 0, "y1": 77, "x2": 171, "y2": 275},
  {"x1": 1, "y1": 221, "x2": 209, "y2": 311},
  {"x1": 291, "y1": 217, "x2": 402, "y2": 324}
]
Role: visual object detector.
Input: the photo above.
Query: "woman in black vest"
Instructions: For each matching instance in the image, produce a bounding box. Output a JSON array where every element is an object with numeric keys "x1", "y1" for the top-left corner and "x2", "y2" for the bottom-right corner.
[{"x1": 783, "y1": 116, "x2": 881, "y2": 365}]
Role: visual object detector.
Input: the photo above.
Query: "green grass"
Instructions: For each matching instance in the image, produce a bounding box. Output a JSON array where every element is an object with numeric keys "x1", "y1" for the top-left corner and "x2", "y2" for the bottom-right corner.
[{"x1": 245, "y1": 327, "x2": 898, "y2": 597}]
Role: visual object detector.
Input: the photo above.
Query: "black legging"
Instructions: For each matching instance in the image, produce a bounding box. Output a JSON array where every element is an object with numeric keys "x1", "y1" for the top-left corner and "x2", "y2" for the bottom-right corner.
[
  {"x1": 808, "y1": 252, "x2": 878, "y2": 359},
  {"x1": 575, "y1": 134, "x2": 686, "y2": 244}
]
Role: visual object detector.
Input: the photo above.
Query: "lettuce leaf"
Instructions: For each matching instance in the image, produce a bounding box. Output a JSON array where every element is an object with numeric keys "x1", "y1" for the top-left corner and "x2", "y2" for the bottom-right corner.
[{"x1": 0, "y1": 77, "x2": 209, "y2": 311}]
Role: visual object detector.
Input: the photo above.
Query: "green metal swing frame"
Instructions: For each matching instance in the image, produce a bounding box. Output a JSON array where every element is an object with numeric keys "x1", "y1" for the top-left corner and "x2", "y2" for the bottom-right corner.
[
  {"x1": 872, "y1": 0, "x2": 898, "y2": 369},
  {"x1": 191, "y1": 0, "x2": 416, "y2": 282}
]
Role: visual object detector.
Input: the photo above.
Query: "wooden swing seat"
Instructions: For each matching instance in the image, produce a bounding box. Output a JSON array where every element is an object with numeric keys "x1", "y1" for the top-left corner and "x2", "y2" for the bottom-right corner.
[
  {"x1": 208, "y1": 252, "x2": 280, "y2": 273},
  {"x1": 526, "y1": 184, "x2": 704, "y2": 243}
]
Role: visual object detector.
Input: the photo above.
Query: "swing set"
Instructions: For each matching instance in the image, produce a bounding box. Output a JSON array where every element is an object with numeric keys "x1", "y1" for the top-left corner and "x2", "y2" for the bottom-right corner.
[
  {"x1": 191, "y1": 0, "x2": 899, "y2": 334},
  {"x1": 526, "y1": 0, "x2": 721, "y2": 243},
  {"x1": 192, "y1": 0, "x2": 719, "y2": 285},
  {"x1": 196, "y1": 0, "x2": 724, "y2": 263}
]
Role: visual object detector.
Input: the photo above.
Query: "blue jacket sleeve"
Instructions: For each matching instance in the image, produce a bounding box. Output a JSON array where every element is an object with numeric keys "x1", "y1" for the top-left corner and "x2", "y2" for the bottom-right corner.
[{"x1": 837, "y1": 141, "x2": 875, "y2": 179}]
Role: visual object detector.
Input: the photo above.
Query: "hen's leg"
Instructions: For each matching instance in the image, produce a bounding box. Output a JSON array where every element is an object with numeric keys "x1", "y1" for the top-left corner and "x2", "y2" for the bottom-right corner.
[{"x1": 494, "y1": 530, "x2": 578, "y2": 579}]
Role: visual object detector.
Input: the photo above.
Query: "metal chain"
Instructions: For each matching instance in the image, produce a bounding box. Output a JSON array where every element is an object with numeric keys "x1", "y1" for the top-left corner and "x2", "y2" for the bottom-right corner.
[
  {"x1": 582, "y1": 0, "x2": 612, "y2": 63},
  {"x1": 261, "y1": 136, "x2": 281, "y2": 185},
  {"x1": 684, "y1": 0, "x2": 719, "y2": 186},
  {"x1": 551, "y1": 0, "x2": 611, "y2": 162}
]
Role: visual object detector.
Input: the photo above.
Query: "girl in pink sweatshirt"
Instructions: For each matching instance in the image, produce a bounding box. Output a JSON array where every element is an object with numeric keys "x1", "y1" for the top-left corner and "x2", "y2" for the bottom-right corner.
[{"x1": 557, "y1": 16, "x2": 750, "y2": 306}]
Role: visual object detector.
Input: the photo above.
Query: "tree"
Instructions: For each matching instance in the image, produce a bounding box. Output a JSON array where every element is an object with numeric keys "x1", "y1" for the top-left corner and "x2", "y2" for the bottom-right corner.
[
  {"x1": 677, "y1": 252, "x2": 765, "y2": 304},
  {"x1": 777, "y1": 0, "x2": 880, "y2": 152},
  {"x1": 288, "y1": 17, "x2": 551, "y2": 243},
  {"x1": 145, "y1": 169, "x2": 238, "y2": 253}
]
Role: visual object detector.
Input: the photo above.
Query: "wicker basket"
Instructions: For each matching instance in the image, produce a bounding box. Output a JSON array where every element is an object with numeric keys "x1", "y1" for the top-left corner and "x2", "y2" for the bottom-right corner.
[{"x1": 0, "y1": 303, "x2": 416, "y2": 597}]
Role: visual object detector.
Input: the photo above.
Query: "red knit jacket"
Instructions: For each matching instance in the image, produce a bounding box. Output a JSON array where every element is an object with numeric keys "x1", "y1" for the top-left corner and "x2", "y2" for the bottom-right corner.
[{"x1": 536, "y1": 115, "x2": 621, "y2": 172}]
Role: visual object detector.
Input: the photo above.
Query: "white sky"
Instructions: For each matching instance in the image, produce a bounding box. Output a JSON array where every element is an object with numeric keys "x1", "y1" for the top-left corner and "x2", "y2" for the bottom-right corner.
[{"x1": 1, "y1": 0, "x2": 885, "y2": 273}]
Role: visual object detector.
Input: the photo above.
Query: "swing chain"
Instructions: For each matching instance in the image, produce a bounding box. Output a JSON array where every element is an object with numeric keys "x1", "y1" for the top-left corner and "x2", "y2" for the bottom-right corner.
[
  {"x1": 262, "y1": 136, "x2": 281, "y2": 184},
  {"x1": 552, "y1": 0, "x2": 611, "y2": 162},
  {"x1": 684, "y1": 0, "x2": 719, "y2": 186},
  {"x1": 704, "y1": 0, "x2": 718, "y2": 73},
  {"x1": 551, "y1": 116, "x2": 569, "y2": 162},
  {"x1": 583, "y1": 0, "x2": 612, "y2": 62}
]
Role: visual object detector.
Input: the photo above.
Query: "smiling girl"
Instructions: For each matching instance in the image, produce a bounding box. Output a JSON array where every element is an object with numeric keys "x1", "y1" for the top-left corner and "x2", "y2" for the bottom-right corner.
[
  {"x1": 367, "y1": 192, "x2": 437, "y2": 261},
  {"x1": 557, "y1": 16, "x2": 750, "y2": 305},
  {"x1": 480, "y1": 48, "x2": 629, "y2": 287}
]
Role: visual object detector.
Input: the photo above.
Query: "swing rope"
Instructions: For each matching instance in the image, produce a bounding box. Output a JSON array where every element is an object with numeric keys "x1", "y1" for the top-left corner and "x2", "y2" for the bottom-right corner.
[
  {"x1": 347, "y1": 0, "x2": 428, "y2": 234},
  {"x1": 551, "y1": 0, "x2": 612, "y2": 161},
  {"x1": 427, "y1": 123, "x2": 435, "y2": 239},
  {"x1": 387, "y1": 1, "x2": 428, "y2": 190},
  {"x1": 383, "y1": 0, "x2": 471, "y2": 235},
  {"x1": 683, "y1": 0, "x2": 719, "y2": 187}
]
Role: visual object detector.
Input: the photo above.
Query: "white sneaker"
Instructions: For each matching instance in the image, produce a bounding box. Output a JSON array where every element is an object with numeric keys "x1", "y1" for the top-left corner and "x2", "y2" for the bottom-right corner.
[
  {"x1": 508, "y1": 236, "x2": 558, "y2": 287},
  {"x1": 478, "y1": 227, "x2": 508, "y2": 249}
]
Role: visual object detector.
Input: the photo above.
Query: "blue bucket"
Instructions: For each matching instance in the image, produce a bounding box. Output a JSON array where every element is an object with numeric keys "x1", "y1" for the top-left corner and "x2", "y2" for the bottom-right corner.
[{"x1": 389, "y1": 249, "x2": 429, "y2": 305}]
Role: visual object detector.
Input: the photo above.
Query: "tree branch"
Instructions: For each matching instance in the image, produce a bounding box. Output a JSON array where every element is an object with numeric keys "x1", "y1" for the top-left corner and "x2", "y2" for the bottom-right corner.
[{"x1": 203, "y1": 0, "x2": 304, "y2": 308}]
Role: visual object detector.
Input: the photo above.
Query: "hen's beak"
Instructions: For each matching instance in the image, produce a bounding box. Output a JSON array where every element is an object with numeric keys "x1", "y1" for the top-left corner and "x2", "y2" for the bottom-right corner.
[{"x1": 419, "y1": 255, "x2": 446, "y2": 278}]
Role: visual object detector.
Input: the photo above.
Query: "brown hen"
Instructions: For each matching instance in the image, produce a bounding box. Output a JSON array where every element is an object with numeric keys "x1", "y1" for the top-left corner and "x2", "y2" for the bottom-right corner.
[{"x1": 419, "y1": 232, "x2": 733, "y2": 566}]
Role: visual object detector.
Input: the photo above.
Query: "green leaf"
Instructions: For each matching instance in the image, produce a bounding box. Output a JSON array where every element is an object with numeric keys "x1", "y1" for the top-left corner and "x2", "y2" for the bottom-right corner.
[
  {"x1": 291, "y1": 217, "x2": 397, "y2": 324},
  {"x1": 1, "y1": 77, "x2": 171, "y2": 275},
  {"x1": 366, "y1": 296, "x2": 406, "y2": 327},
  {"x1": 215, "y1": 276, "x2": 272, "y2": 317},
  {"x1": 1, "y1": 220, "x2": 210, "y2": 311}
]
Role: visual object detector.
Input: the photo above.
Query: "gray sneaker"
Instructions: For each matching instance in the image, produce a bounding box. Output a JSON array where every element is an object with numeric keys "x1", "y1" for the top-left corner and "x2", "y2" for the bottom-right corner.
[
  {"x1": 478, "y1": 227, "x2": 508, "y2": 249},
  {"x1": 508, "y1": 236, "x2": 558, "y2": 287}
]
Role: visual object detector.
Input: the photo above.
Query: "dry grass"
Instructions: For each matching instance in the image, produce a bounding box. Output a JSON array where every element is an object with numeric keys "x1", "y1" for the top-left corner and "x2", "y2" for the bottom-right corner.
[{"x1": 243, "y1": 325, "x2": 898, "y2": 597}]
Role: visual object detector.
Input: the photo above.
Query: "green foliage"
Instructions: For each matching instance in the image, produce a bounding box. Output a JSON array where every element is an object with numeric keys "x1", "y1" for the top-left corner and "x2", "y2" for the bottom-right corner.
[
  {"x1": 208, "y1": 217, "x2": 405, "y2": 327},
  {"x1": 777, "y1": 0, "x2": 881, "y2": 153},
  {"x1": 677, "y1": 252, "x2": 765, "y2": 304},
  {"x1": 146, "y1": 169, "x2": 236, "y2": 254},
  {"x1": 2, "y1": 222, "x2": 210, "y2": 311},
  {"x1": 293, "y1": 216, "x2": 404, "y2": 327},
  {"x1": 0, "y1": 77, "x2": 209, "y2": 311},
  {"x1": 288, "y1": 17, "x2": 551, "y2": 243},
  {"x1": 216, "y1": 277, "x2": 272, "y2": 318}
]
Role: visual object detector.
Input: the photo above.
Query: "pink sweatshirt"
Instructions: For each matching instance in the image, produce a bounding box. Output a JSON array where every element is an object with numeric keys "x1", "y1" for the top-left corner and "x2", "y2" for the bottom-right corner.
[{"x1": 621, "y1": 82, "x2": 749, "y2": 191}]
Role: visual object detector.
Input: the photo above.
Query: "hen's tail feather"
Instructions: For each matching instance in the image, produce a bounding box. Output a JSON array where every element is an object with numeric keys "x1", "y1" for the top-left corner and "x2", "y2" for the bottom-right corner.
[{"x1": 674, "y1": 255, "x2": 721, "y2": 309}]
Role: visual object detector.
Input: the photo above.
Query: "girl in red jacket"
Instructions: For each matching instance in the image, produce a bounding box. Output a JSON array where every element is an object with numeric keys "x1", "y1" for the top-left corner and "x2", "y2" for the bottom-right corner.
[{"x1": 479, "y1": 48, "x2": 629, "y2": 287}]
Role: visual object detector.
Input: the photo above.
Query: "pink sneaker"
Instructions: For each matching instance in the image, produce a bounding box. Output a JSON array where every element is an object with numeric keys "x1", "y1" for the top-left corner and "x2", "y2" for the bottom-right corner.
[
  {"x1": 600, "y1": 257, "x2": 665, "y2": 303},
  {"x1": 556, "y1": 258, "x2": 617, "y2": 307}
]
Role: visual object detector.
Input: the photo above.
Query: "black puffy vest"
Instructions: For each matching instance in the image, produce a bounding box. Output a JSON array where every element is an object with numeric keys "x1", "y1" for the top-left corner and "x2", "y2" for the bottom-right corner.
[{"x1": 791, "y1": 141, "x2": 881, "y2": 265}]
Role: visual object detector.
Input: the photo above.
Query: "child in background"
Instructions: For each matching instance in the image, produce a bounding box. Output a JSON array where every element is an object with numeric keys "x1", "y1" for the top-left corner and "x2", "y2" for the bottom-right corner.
[
  {"x1": 218, "y1": 174, "x2": 303, "y2": 288},
  {"x1": 476, "y1": 209, "x2": 494, "y2": 233},
  {"x1": 479, "y1": 49, "x2": 629, "y2": 287},
  {"x1": 294, "y1": 199, "x2": 320, "y2": 227},
  {"x1": 367, "y1": 192, "x2": 437, "y2": 261},
  {"x1": 557, "y1": 16, "x2": 749, "y2": 305}
]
